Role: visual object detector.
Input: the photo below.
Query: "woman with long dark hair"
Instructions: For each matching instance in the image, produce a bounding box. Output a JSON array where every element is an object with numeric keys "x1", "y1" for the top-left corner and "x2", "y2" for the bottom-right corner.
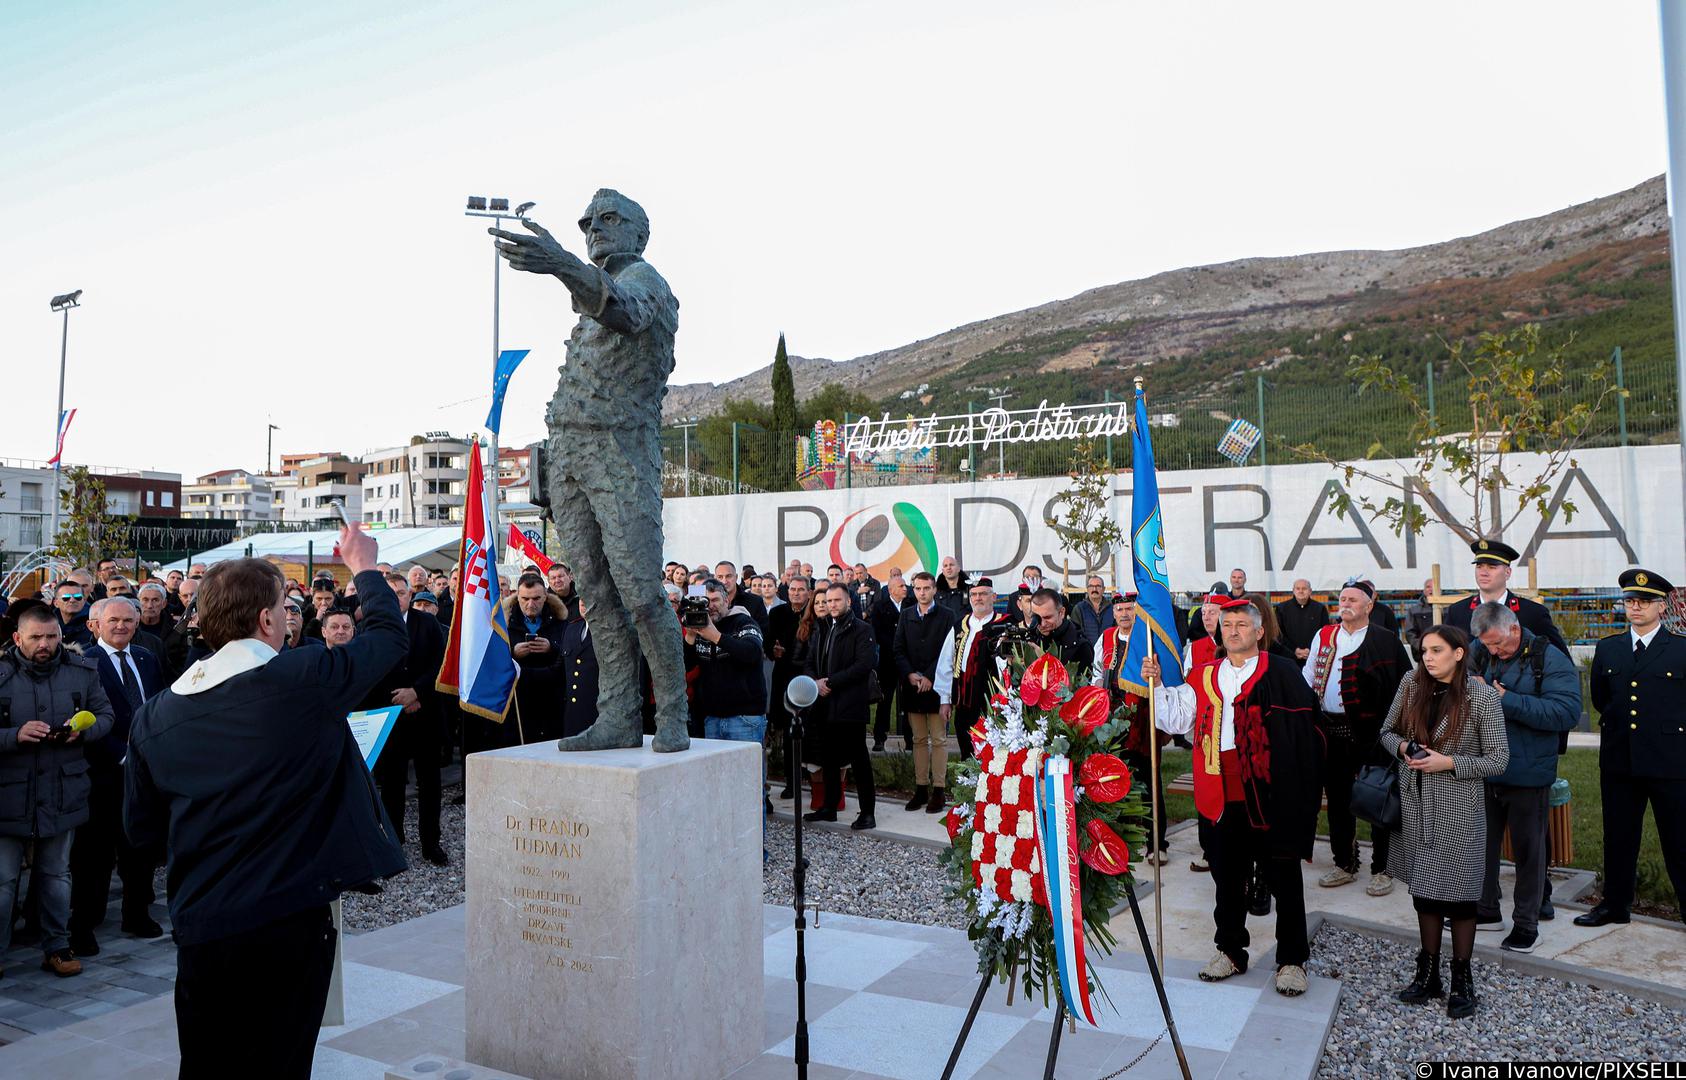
[{"x1": 1379, "y1": 625, "x2": 1508, "y2": 1019}]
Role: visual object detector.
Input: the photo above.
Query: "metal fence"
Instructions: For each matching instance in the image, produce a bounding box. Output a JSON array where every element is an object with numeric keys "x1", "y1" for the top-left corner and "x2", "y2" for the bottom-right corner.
[{"x1": 661, "y1": 347, "x2": 1679, "y2": 495}]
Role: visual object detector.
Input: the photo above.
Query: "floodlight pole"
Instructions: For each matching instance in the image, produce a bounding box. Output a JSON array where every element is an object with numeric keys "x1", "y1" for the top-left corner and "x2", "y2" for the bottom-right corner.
[
  {"x1": 465, "y1": 197, "x2": 532, "y2": 562},
  {"x1": 1660, "y1": 3, "x2": 1686, "y2": 561},
  {"x1": 48, "y1": 292, "x2": 81, "y2": 551}
]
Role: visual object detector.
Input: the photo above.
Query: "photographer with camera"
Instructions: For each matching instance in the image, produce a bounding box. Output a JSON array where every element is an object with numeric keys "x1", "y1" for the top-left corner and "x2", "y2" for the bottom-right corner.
[
  {"x1": 1026, "y1": 587, "x2": 1094, "y2": 670},
  {"x1": 684, "y1": 578, "x2": 769, "y2": 812},
  {"x1": 0, "y1": 604, "x2": 116, "y2": 978}
]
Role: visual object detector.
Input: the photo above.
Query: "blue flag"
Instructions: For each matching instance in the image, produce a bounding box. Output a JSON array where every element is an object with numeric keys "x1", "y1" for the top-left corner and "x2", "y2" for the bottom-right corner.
[
  {"x1": 1121, "y1": 384, "x2": 1185, "y2": 692},
  {"x1": 484, "y1": 349, "x2": 530, "y2": 434}
]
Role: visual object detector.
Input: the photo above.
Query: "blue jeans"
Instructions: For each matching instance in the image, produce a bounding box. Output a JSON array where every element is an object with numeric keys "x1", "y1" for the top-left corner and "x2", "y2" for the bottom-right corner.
[
  {"x1": 704, "y1": 714, "x2": 768, "y2": 818},
  {"x1": 0, "y1": 830, "x2": 75, "y2": 954}
]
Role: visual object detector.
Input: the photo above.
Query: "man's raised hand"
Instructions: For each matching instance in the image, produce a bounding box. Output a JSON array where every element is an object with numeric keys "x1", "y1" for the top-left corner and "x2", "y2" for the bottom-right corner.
[
  {"x1": 339, "y1": 522, "x2": 378, "y2": 575},
  {"x1": 489, "y1": 219, "x2": 572, "y2": 276}
]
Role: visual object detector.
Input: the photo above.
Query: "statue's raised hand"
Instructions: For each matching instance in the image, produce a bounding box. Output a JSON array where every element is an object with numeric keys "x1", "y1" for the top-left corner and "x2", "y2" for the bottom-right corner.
[{"x1": 489, "y1": 219, "x2": 575, "y2": 276}]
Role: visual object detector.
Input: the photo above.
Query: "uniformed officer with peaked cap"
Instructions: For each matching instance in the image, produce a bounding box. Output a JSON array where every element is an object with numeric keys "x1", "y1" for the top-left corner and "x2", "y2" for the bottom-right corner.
[
  {"x1": 1576, "y1": 568, "x2": 1686, "y2": 926},
  {"x1": 1445, "y1": 538, "x2": 1570, "y2": 656}
]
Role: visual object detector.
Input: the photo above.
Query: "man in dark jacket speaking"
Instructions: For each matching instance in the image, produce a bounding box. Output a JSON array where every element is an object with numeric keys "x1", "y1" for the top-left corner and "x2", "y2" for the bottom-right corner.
[{"x1": 124, "y1": 524, "x2": 406, "y2": 1078}]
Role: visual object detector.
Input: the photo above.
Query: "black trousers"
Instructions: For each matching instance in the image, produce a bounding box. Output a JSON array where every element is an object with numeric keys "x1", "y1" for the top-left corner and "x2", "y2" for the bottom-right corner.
[
  {"x1": 1478, "y1": 782, "x2": 1551, "y2": 932},
  {"x1": 1324, "y1": 728, "x2": 1389, "y2": 874},
  {"x1": 1121, "y1": 751, "x2": 1169, "y2": 850},
  {"x1": 69, "y1": 773, "x2": 157, "y2": 935},
  {"x1": 1600, "y1": 770, "x2": 1686, "y2": 914},
  {"x1": 1209, "y1": 801, "x2": 1308, "y2": 968},
  {"x1": 175, "y1": 904, "x2": 336, "y2": 1080},
  {"x1": 821, "y1": 720, "x2": 876, "y2": 814},
  {"x1": 377, "y1": 706, "x2": 444, "y2": 849},
  {"x1": 871, "y1": 664, "x2": 910, "y2": 748}
]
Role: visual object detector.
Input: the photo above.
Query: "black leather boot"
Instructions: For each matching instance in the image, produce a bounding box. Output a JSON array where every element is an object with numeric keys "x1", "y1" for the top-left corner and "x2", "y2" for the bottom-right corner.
[
  {"x1": 904, "y1": 785, "x2": 928, "y2": 812},
  {"x1": 1396, "y1": 949, "x2": 1443, "y2": 1004},
  {"x1": 926, "y1": 787, "x2": 946, "y2": 813},
  {"x1": 1446, "y1": 957, "x2": 1477, "y2": 1018}
]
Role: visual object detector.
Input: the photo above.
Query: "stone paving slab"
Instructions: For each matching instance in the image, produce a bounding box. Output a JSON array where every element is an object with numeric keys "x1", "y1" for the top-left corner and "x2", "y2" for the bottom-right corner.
[{"x1": 0, "y1": 902, "x2": 1338, "y2": 1078}]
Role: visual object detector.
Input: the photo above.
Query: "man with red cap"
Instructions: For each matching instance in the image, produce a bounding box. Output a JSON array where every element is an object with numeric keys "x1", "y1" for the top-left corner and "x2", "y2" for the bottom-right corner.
[{"x1": 1146, "y1": 596, "x2": 1324, "y2": 997}]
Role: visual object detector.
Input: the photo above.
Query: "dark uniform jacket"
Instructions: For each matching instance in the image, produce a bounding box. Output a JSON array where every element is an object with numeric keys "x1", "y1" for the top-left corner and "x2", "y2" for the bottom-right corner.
[
  {"x1": 0, "y1": 645, "x2": 116, "y2": 839},
  {"x1": 123, "y1": 569, "x2": 409, "y2": 946},
  {"x1": 1446, "y1": 590, "x2": 1570, "y2": 656},
  {"x1": 1591, "y1": 627, "x2": 1686, "y2": 780},
  {"x1": 558, "y1": 618, "x2": 599, "y2": 739}
]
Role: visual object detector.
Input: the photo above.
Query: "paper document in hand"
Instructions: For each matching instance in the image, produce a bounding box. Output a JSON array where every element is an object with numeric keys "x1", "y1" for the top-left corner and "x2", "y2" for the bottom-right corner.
[{"x1": 347, "y1": 706, "x2": 402, "y2": 768}]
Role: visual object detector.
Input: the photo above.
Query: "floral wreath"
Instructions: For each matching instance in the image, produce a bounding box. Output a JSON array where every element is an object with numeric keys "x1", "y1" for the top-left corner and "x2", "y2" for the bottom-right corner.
[{"x1": 938, "y1": 640, "x2": 1151, "y2": 1009}]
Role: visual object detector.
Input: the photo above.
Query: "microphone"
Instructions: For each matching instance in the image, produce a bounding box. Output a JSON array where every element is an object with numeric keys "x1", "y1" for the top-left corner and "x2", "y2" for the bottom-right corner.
[
  {"x1": 785, "y1": 675, "x2": 819, "y2": 711},
  {"x1": 65, "y1": 710, "x2": 97, "y2": 733}
]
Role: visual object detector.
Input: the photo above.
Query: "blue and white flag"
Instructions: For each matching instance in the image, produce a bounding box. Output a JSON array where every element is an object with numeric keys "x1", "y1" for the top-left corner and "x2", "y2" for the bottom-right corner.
[
  {"x1": 484, "y1": 349, "x2": 530, "y2": 435},
  {"x1": 1123, "y1": 383, "x2": 1185, "y2": 692}
]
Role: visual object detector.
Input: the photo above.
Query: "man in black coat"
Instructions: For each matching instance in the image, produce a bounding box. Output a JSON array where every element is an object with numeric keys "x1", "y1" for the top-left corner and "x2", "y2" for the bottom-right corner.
[
  {"x1": 869, "y1": 576, "x2": 913, "y2": 752},
  {"x1": 1027, "y1": 588, "x2": 1094, "y2": 670},
  {"x1": 1275, "y1": 579, "x2": 1329, "y2": 662},
  {"x1": 714, "y1": 560, "x2": 768, "y2": 634},
  {"x1": 1445, "y1": 539, "x2": 1570, "y2": 656},
  {"x1": 804, "y1": 582, "x2": 878, "y2": 830},
  {"x1": 765, "y1": 575, "x2": 811, "y2": 796},
  {"x1": 72, "y1": 597, "x2": 166, "y2": 955},
  {"x1": 894, "y1": 572, "x2": 958, "y2": 813},
  {"x1": 124, "y1": 525, "x2": 406, "y2": 1076},
  {"x1": 1577, "y1": 568, "x2": 1686, "y2": 926},
  {"x1": 53, "y1": 581, "x2": 95, "y2": 649},
  {"x1": 558, "y1": 610, "x2": 600, "y2": 740},
  {"x1": 372, "y1": 573, "x2": 448, "y2": 866},
  {"x1": 506, "y1": 574, "x2": 569, "y2": 746}
]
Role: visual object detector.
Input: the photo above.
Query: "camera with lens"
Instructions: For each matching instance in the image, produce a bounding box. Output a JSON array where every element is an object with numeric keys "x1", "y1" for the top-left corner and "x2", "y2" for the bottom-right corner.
[{"x1": 680, "y1": 594, "x2": 711, "y2": 628}]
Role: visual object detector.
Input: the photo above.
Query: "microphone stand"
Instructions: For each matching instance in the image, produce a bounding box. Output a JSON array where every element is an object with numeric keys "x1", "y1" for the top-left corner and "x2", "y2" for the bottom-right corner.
[{"x1": 789, "y1": 695, "x2": 812, "y2": 1080}]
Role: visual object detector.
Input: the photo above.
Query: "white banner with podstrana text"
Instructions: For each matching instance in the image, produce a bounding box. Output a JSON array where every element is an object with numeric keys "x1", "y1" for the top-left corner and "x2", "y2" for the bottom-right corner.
[{"x1": 661, "y1": 444, "x2": 1682, "y2": 593}]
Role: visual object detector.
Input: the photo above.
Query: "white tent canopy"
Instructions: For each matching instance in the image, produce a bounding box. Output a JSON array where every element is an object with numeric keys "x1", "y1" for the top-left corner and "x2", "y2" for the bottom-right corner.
[{"x1": 158, "y1": 527, "x2": 463, "y2": 574}]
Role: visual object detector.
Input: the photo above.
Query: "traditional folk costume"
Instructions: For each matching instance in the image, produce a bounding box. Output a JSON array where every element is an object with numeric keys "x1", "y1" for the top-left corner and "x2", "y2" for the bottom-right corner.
[
  {"x1": 934, "y1": 606, "x2": 1008, "y2": 744},
  {"x1": 1302, "y1": 597, "x2": 1412, "y2": 880},
  {"x1": 1155, "y1": 602, "x2": 1324, "y2": 977},
  {"x1": 1092, "y1": 609, "x2": 1171, "y2": 856}
]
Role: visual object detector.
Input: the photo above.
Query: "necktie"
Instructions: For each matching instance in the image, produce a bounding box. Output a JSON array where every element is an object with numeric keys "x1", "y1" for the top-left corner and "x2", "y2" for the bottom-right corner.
[
  {"x1": 1635, "y1": 638, "x2": 1647, "y2": 657},
  {"x1": 115, "y1": 650, "x2": 144, "y2": 711}
]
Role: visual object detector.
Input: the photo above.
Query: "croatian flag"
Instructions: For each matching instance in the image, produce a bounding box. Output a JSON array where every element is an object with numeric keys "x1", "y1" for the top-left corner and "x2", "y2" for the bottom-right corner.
[
  {"x1": 48, "y1": 408, "x2": 76, "y2": 467},
  {"x1": 1037, "y1": 755, "x2": 1097, "y2": 1026},
  {"x1": 436, "y1": 438, "x2": 519, "y2": 722}
]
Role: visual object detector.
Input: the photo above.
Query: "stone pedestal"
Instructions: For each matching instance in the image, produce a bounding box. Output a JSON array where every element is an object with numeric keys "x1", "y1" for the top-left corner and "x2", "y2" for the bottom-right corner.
[{"x1": 465, "y1": 737, "x2": 763, "y2": 1080}]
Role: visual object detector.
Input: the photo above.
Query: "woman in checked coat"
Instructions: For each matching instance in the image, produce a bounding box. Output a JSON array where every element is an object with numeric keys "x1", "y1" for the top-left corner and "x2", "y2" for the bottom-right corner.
[{"x1": 1378, "y1": 625, "x2": 1508, "y2": 1021}]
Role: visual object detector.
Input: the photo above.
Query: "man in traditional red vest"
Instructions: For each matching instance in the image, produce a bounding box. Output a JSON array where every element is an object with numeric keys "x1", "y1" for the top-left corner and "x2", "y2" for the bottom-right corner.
[
  {"x1": 1092, "y1": 592, "x2": 1171, "y2": 865},
  {"x1": 1302, "y1": 579, "x2": 1412, "y2": 895},
  {"x1": 1147, "y1": 597, "x2": 1324, "y2": 997}
]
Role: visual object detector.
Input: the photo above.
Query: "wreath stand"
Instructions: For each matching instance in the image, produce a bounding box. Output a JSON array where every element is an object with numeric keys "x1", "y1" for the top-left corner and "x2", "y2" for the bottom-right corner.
[{"x1": 938, "y1": 883, "x2": 1193, "y2": 1080}]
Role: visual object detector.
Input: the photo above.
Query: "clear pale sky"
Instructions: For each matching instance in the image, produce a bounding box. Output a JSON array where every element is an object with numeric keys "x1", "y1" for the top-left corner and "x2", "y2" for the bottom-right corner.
[{"x1": 0, "y1": 0, "x2": 1670, "y2": 482}]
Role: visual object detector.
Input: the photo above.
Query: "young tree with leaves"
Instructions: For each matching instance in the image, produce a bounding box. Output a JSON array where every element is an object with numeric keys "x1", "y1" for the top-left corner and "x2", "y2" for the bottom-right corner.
[
  {"x1": 1284, "y1": 323, "x2": 1625, "y2": 540},
  {"x1": 1045, "y1": 438, "x2": 1124, "y2": 587},
  {"x1": 51, "y1": 464, "x2": 134, "y2": 568}
]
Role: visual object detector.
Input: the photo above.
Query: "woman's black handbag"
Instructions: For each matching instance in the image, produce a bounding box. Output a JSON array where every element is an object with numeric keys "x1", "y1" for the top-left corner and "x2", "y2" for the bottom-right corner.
[{"x1": 1350, "y1": 760, "x2": 1401, "y2": 830}]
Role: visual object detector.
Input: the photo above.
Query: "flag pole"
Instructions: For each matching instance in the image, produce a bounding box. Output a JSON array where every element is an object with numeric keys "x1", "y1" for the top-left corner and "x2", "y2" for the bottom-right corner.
[
  {"x1": 1147, "y1": 672, "x2": 1163, "y2": 962},
  {"x1": 513, "y1": 693, "x2": 527, "y2": 745}
]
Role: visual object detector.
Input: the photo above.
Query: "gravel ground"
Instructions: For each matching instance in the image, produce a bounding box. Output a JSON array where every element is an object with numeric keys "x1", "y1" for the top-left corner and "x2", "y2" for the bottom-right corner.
[
  {"x1": 1306, "y1": 923, "x2": 1684, "y2": 1077},
  {"x1": 340, "y1": 784, "x2": 469, "y2": 932},
  {"x1": 761, "y1": 819, "x2": 969, "y2": 929}
]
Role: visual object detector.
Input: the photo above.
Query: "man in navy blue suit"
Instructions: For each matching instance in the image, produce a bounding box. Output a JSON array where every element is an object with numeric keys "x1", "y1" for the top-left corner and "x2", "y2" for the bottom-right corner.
[{"x1": 70, "y1": 597, "x2": 165, "y2": 955}]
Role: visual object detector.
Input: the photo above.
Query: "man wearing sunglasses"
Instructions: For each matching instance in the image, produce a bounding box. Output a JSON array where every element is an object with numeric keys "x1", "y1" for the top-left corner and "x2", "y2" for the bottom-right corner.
[{"x1": 54, "y1": 582, "x2": 95, "y2": 649}]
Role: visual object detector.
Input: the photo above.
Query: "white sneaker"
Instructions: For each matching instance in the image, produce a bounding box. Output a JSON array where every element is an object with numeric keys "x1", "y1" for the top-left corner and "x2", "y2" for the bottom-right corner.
[
  {"x1": 1198, "y1": 951, "x2": 1241, "y2": 982},
  {"x1": 1318, "y1": 867, "x2": 1356, "y2": 888},
  {"x1": 1366, "y1": 873, "x2": 1395, "y2": 897}
]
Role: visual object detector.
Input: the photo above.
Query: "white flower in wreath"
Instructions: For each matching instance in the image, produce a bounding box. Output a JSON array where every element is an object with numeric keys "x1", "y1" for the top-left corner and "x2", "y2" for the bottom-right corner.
[
  {"x1": 987, "y1": 751, "x2": 1008, "y2": 777},
  {"x1": 999, "y1": 775, "x2": 1020, "y2": 805},
  {"x1": 992, "y1": 833, "x2": 1016, "y2": 865},
  {"x1": 1009, "y1": 869, "x2": 1032, "y2": 903},
  {"x1": 970, "y1": 831, "x2": 985, "y2": 861},
  {"x1": 982, "y1": 802, "x2": 1003, "y2": 834},
  {"x1": 1015, "y1": 811, "x2": 1036, "y2": 840}
]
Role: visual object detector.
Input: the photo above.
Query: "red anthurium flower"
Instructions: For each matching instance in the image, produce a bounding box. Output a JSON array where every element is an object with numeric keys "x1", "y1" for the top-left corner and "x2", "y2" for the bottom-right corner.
[
  {"x1": 1080, "y1": 819, "x2": 1132, "y2": 876},
  {"x1": 968, "y1": 721, "x2": 989, "y2": 755},
  {"x1": 1019, "y1": 653, "x2": 1069, "y2": 709},
  {"x1": 1078, "y1": 753, "x2": 1132, "y2": 803},
  {"x1": 1059, "y1": 685, "x2": 1112, "y2": 736}
]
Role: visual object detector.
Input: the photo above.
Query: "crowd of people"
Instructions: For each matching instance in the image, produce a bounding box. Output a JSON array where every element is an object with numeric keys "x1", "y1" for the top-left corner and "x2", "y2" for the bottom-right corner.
[{"x1": 2, "y1": 536, "x2": 1681, "y2": 1033}]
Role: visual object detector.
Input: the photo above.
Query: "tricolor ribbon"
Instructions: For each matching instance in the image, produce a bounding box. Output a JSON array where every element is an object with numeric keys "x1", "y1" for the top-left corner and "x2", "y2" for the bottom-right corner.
[
  {"x1": 48, "y1": 408, "x2": 76, "y2": 466},
  {"x1": 1036, "y1": 755, "x2": 1096, "y2": 1026}
]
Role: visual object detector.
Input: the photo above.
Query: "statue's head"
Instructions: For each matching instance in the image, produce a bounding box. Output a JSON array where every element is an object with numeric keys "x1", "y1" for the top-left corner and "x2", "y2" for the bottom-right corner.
[{"x1": 578, "y1": 189, "x2": 650, "y2": 264}]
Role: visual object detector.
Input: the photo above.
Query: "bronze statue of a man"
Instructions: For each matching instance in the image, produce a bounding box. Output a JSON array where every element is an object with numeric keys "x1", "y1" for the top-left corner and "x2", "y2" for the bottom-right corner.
[{"x1": 490, "y1": 190, "x2": 689, "y2": 752}]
